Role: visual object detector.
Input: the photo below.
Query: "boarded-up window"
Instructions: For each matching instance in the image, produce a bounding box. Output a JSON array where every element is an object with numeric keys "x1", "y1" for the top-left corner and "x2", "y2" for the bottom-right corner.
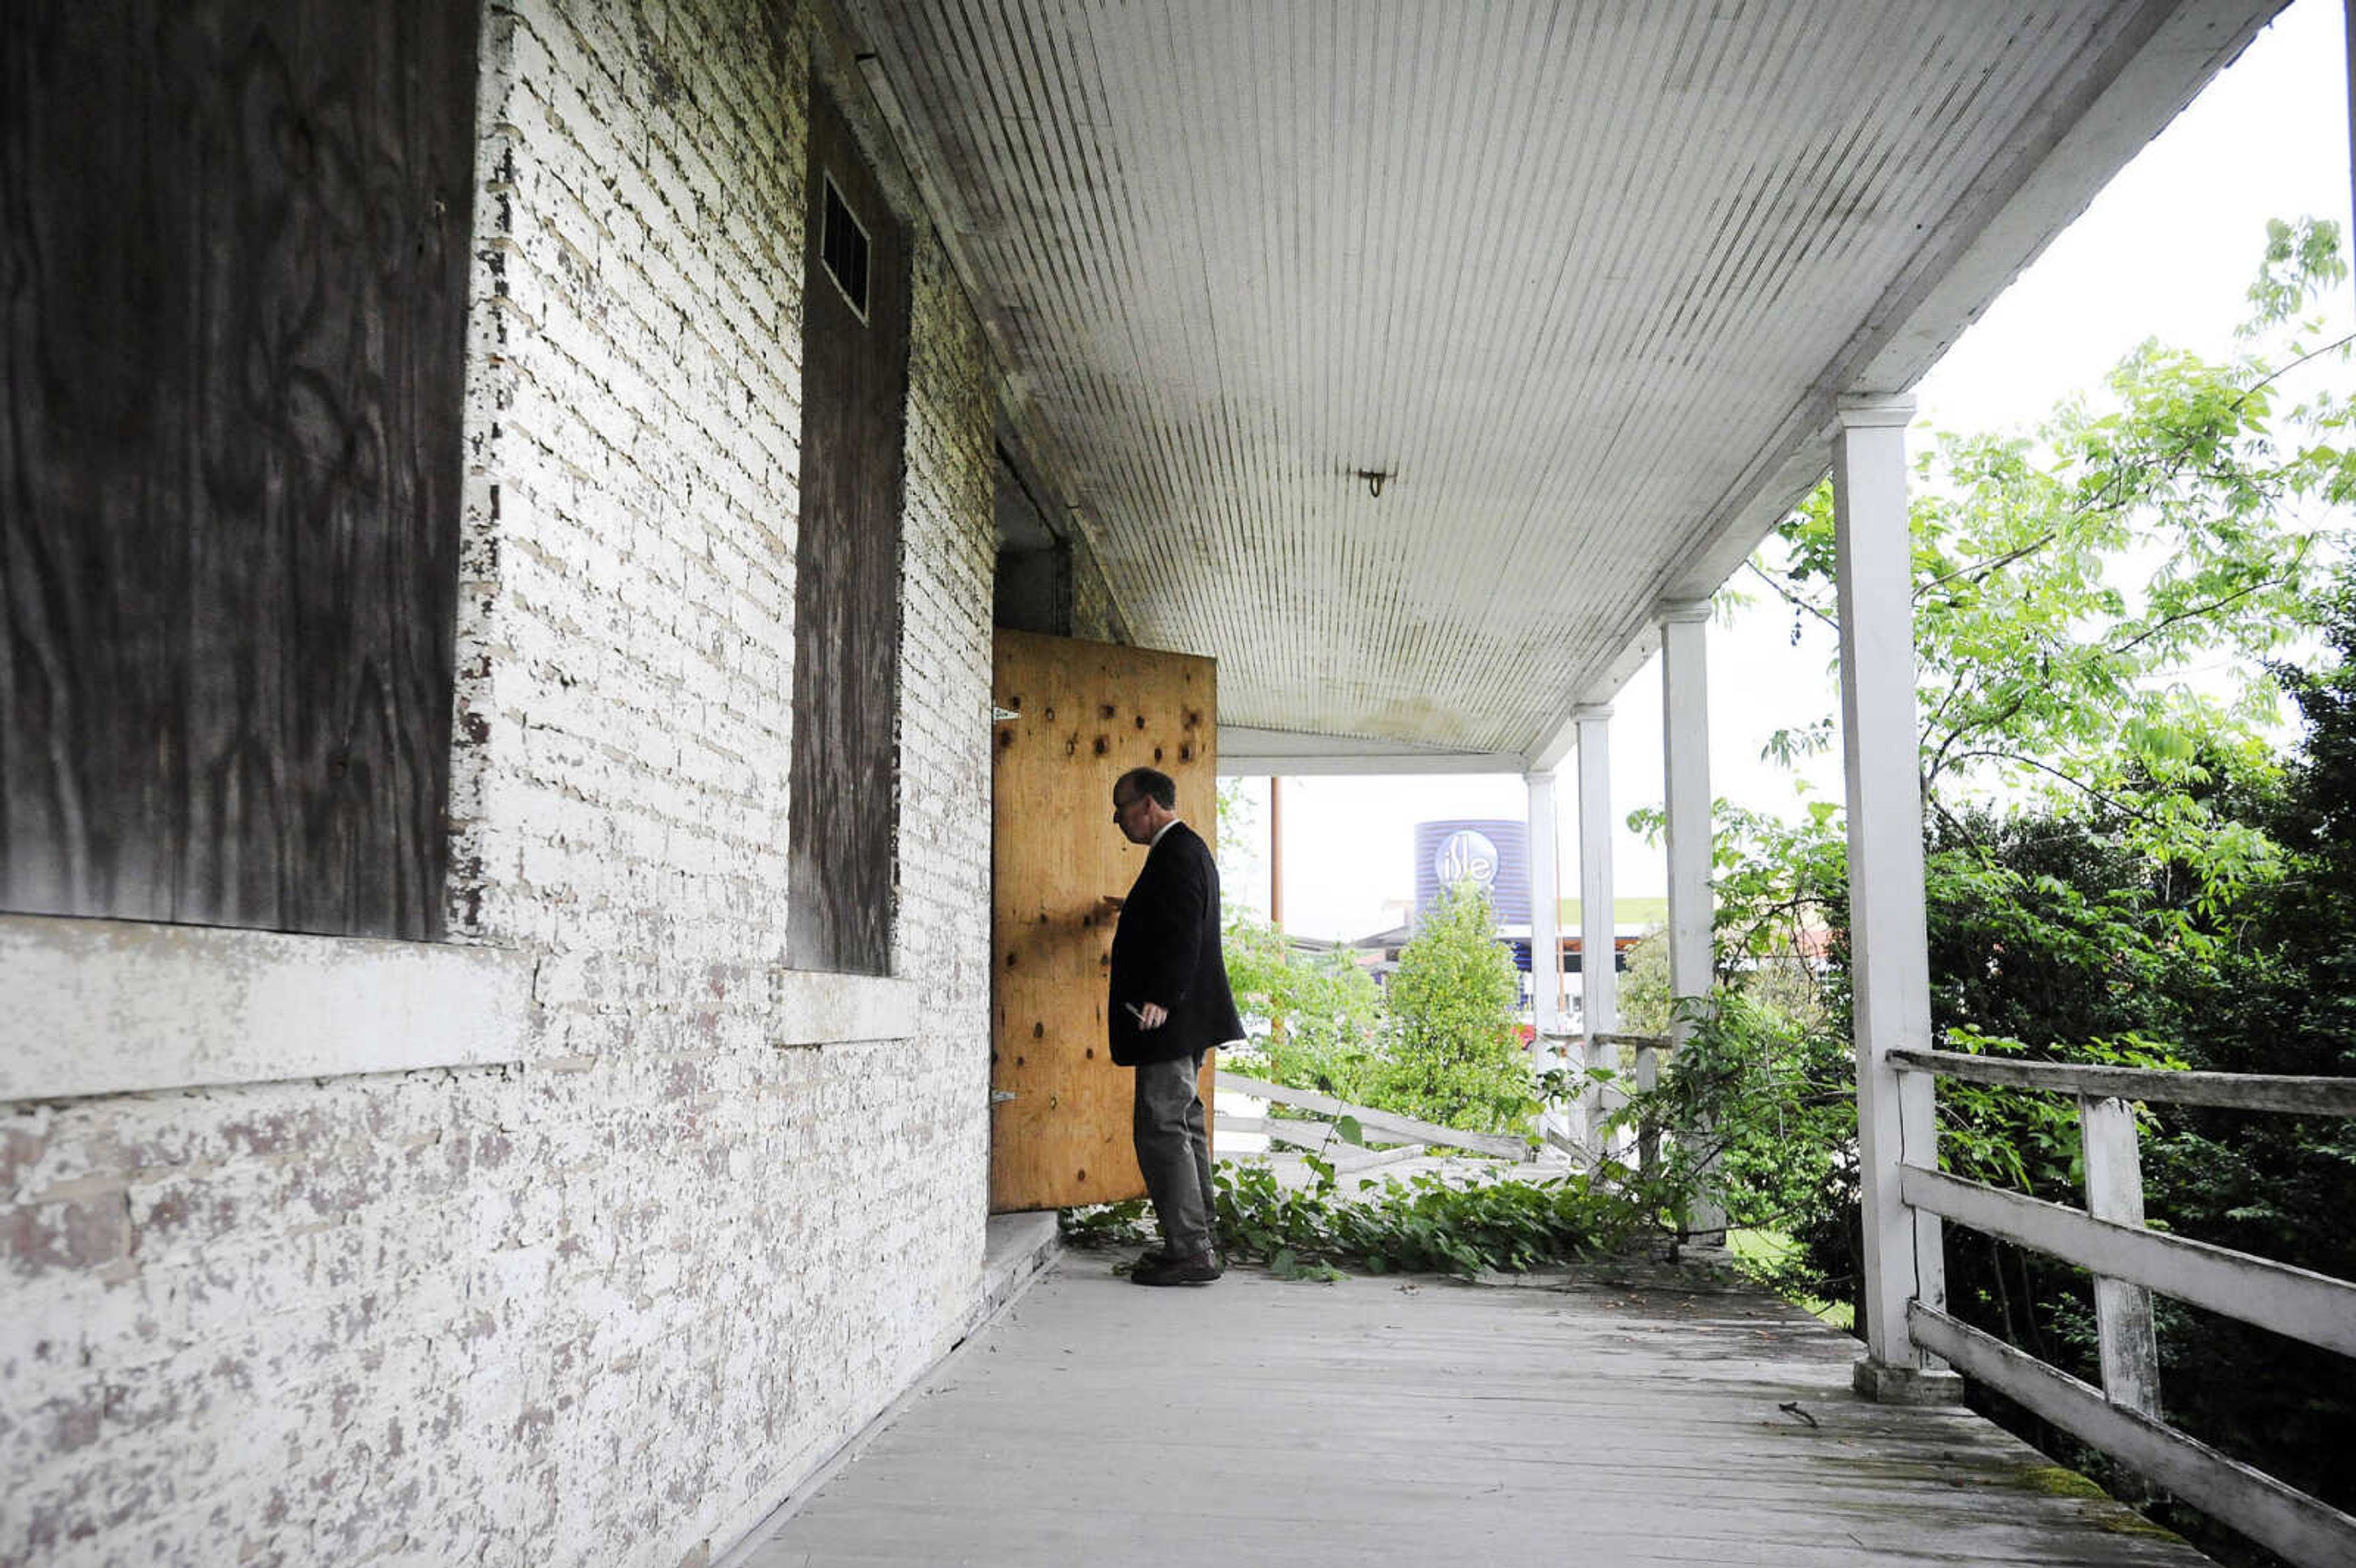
[
  {"x1": 0, "y1": 1, "x2": 480, "y2": 940},
  {"x1": 790, "y1": 86, "x2": 908, "y2": 975}
]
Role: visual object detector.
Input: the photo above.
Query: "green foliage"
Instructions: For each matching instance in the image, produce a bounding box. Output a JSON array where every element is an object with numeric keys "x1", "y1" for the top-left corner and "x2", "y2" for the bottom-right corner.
[
  {"x1": 1614, "y1": 926, "x2": 1672, "y2": 1036},
  {"x1": 1057, "y1": 1198, "x2": 1156, "y2": 1251},
  {"x1": 1063, "y1": 1154, "x2": 1676, "y2": 1282},
  {"x1": 1376, "y1": 880, "x2": 1536, "y2": 1132},
  {"x1": 1212, "y1": 1159, "x2": 1650, "y2": 1279},
  {"x1": 1223, "y1": 890, "x2": 1544, "y2": 1136},
  {"x1": 1620, "y1": 992, "x2": 1851, "y2": 1232},
  {"x1": 1763, "y1": 219, "x2": 2347, "y2": 909},
  {"x1": 1221, "y1": 909, "x2": 1388, "y2": 1101}
]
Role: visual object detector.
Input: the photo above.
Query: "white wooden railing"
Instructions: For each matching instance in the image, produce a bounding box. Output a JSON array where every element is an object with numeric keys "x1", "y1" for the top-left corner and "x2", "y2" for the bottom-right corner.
[
  {"x1": 1538, "y1": 1029, "x2": 1672, "y2": 1167},
  {"x1": 1885, "y1": 1050, "x2": 2356, "y2": 1568}
]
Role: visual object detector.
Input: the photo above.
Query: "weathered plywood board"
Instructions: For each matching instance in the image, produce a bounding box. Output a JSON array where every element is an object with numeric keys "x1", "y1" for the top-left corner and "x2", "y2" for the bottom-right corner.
[
  {"x1": 789, "y1": 83, "x2": 910, "y2": 975},
  {"x1": 1, "y1": 0, "x2": 480, "y2": 938},
  {"x1": 989, "y1": 631, "x2": 1217, "y2": 1213}
]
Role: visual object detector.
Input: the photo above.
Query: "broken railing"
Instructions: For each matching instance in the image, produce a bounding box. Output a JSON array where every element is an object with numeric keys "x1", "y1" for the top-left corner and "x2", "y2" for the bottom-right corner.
[
  {"x1": 1533, "y1": 1029, "x2": 1673, "y2": 1165},
  {"x1": 1886, "y1": 1050, "x2": 2356, "y2": 1568},
  {"x1": 1211, "y1": 1070, "x2": 1534, "y2": 1164}
]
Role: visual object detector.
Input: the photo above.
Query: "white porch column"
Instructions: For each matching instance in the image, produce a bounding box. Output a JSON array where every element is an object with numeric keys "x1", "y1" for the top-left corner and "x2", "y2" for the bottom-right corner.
[
  {"x1": 1574, "y1": 707, "x2": 1617, "y2": 1155},
  {"x1": 1525, "y1": 771, "x2": 1564, "y2": 1034},
  {"x1": 1525, "y1": 771, "x2": 1568, "y2": 1140},
  {"x1": 1660, "y1": 601, "x2": 1723, "y2": 1241},
  {"x1": 1835, "y1": 393, "x2": 1957, "y2": 1402}
]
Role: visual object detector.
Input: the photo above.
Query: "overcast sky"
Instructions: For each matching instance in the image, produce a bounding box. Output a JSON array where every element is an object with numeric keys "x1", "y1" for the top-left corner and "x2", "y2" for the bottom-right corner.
[{"x1": 1222, "y1": 0, "x2": 2356, "y2": 939}]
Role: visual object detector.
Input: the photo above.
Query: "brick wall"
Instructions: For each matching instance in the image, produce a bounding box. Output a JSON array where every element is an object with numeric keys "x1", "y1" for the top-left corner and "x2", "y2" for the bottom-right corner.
[{"x1": 0, "y1": 1, "x2": 998, "y2": 1562}]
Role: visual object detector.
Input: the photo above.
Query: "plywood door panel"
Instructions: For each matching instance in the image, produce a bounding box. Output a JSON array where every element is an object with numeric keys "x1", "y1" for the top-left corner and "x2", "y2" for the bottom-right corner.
[{"x1": 991, "y1": 631, "x2": 1218, "y2": 1213}]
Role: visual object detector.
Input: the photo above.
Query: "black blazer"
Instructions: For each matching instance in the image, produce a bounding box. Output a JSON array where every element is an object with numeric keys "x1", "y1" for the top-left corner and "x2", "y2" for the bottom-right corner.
[{"x1": 1108, "y1": 820, "x2": 1244, "y2": 1066}]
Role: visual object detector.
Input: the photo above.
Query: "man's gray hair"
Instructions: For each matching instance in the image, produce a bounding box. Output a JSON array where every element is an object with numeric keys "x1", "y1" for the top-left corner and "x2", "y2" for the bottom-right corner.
[{"x1": 1115, "y1": 766, "x2": 1177, "y2": 809}]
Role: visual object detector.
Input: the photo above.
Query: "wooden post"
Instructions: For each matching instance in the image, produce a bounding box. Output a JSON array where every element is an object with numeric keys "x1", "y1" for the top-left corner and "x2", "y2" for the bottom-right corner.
[
  {"x1": 1269, "y1": 777, "x2": 1285, "y2": 1065},
  {"x1": 1661, "y1": 602, "x2": 1723, "y2": 1240},
  {"x1": 1525, "y1": 770, "x2": 1566, "y2": 1136},
  {"x1": 1575, "y1": 707, "x2": 1618, "y2": 1159},
  {"x1": 1268, "y1": 776, "x2": 1285, "y2": 929},
  {"x1": 2081, "y1": 1094, "x2": 2163, "y2": 1420},
  {"x1": 1836, "y1": 394, "x2": 1958, "y2": 1402},
  {"x1": 1526, "y1": 771, "x2": 1563, "y2": 1033},
  {"x1": 1634, "y1": 1039, "x2": 1661, "y2": 1180}
]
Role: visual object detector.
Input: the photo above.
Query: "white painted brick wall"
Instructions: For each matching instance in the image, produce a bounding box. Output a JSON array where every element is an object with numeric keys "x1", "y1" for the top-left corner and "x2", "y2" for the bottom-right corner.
[{"x1": 0, "y1": 1, "x2": 998, "y2": 1562}]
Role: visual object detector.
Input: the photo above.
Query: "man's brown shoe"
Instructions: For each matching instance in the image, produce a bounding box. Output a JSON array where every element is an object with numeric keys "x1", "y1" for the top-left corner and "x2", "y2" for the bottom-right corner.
[{"x1": 1130, "y1": 1250, "x2": 1222, "y2": 1286}]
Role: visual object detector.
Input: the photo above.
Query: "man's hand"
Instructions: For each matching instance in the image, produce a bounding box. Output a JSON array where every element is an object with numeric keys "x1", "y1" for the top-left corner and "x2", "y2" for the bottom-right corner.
[{"x1": 1136, "y1": 1002, "x2": 1168, "y2": 1030}]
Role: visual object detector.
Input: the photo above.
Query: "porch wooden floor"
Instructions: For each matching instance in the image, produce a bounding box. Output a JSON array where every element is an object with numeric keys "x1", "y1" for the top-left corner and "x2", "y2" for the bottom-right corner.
[{"x1": 737, "y1": 1250, "x2": 2212, "y2": 1567}]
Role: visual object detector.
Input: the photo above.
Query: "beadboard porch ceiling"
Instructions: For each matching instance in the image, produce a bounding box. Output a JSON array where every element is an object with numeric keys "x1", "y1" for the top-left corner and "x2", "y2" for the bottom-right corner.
[{"x1": 844, "y1": 0, "x2": 2283, "y2": 769}]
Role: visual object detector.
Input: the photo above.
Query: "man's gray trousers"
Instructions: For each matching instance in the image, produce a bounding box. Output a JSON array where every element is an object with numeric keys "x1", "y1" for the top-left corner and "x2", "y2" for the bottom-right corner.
[{"x1": 1133, "y1": 1052, "x2": 1217, "y2": 1258}]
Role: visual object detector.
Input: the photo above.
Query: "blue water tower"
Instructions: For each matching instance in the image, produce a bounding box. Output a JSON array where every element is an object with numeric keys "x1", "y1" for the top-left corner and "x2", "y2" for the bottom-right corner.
[{"x1": 1411, "y1": 820, "x2": 1530, "y2": 924}]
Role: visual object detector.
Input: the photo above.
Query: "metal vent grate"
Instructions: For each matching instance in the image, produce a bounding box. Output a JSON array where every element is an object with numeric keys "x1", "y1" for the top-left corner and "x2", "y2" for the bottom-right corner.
[{"x1": 820, "y1": 172, "x2": 869, "y2": 321}]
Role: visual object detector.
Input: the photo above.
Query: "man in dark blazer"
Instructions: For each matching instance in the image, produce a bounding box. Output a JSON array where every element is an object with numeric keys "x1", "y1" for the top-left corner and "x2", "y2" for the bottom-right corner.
[{"x1": 1106, "y1": 766, "x2": 1242, "y2": 1285}]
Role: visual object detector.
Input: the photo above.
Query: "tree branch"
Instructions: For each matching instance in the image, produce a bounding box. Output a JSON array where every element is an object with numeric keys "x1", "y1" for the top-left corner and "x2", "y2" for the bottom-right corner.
[
  {"x1": 1919, "y1": 530, "x2": 2058, "y2": 598},
  {"x1": 1744, "y1": 557, "x2": 1838, "y2": 632},
  {"x1": 1921, "y1": 686, "x2": 2031, "y2": 799},
  {"x1": 2104, "y1": 545, "x2": 2312, "y2": 658},
  {"x1": 1938, "y1": 747, "x2": 2157, "y2": 820},
  {"x1": 2227, "y1": 328, "x2": 2356, "y2": 416}
]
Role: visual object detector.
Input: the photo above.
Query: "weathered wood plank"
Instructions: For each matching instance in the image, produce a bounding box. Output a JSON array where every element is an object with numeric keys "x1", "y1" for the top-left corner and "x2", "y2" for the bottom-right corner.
[
  {"x1": 1211, "y1": 1114, "x2": 1358, "y2": 1148},
  {"x1": 1890, "y1": 1049, "x2": 2356, "y2": 1117},
  {"x1": 2079, "y1": 1094, "x2": 2161, "y2": 1427},
  {"x1": 1901, "y1": 1165, "x2": 2356, "y2": 1357},
  {"x1": 1213, "y1": 1070, "x2": 1531, "y2": 1160},
  {"x1": 739, "y1": 1258, "x2": 2211, "y2": 1567},
  {"x1": 1592, "y1": 1031, "x2": 1674, "y2": 1051},
  {"x1": 1912, "y1": 1304, "x2": 2355, "y2": 1568},
  {"x1": 1211, "y1": 1115, "x2": 1428, "y2": 1174}
]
